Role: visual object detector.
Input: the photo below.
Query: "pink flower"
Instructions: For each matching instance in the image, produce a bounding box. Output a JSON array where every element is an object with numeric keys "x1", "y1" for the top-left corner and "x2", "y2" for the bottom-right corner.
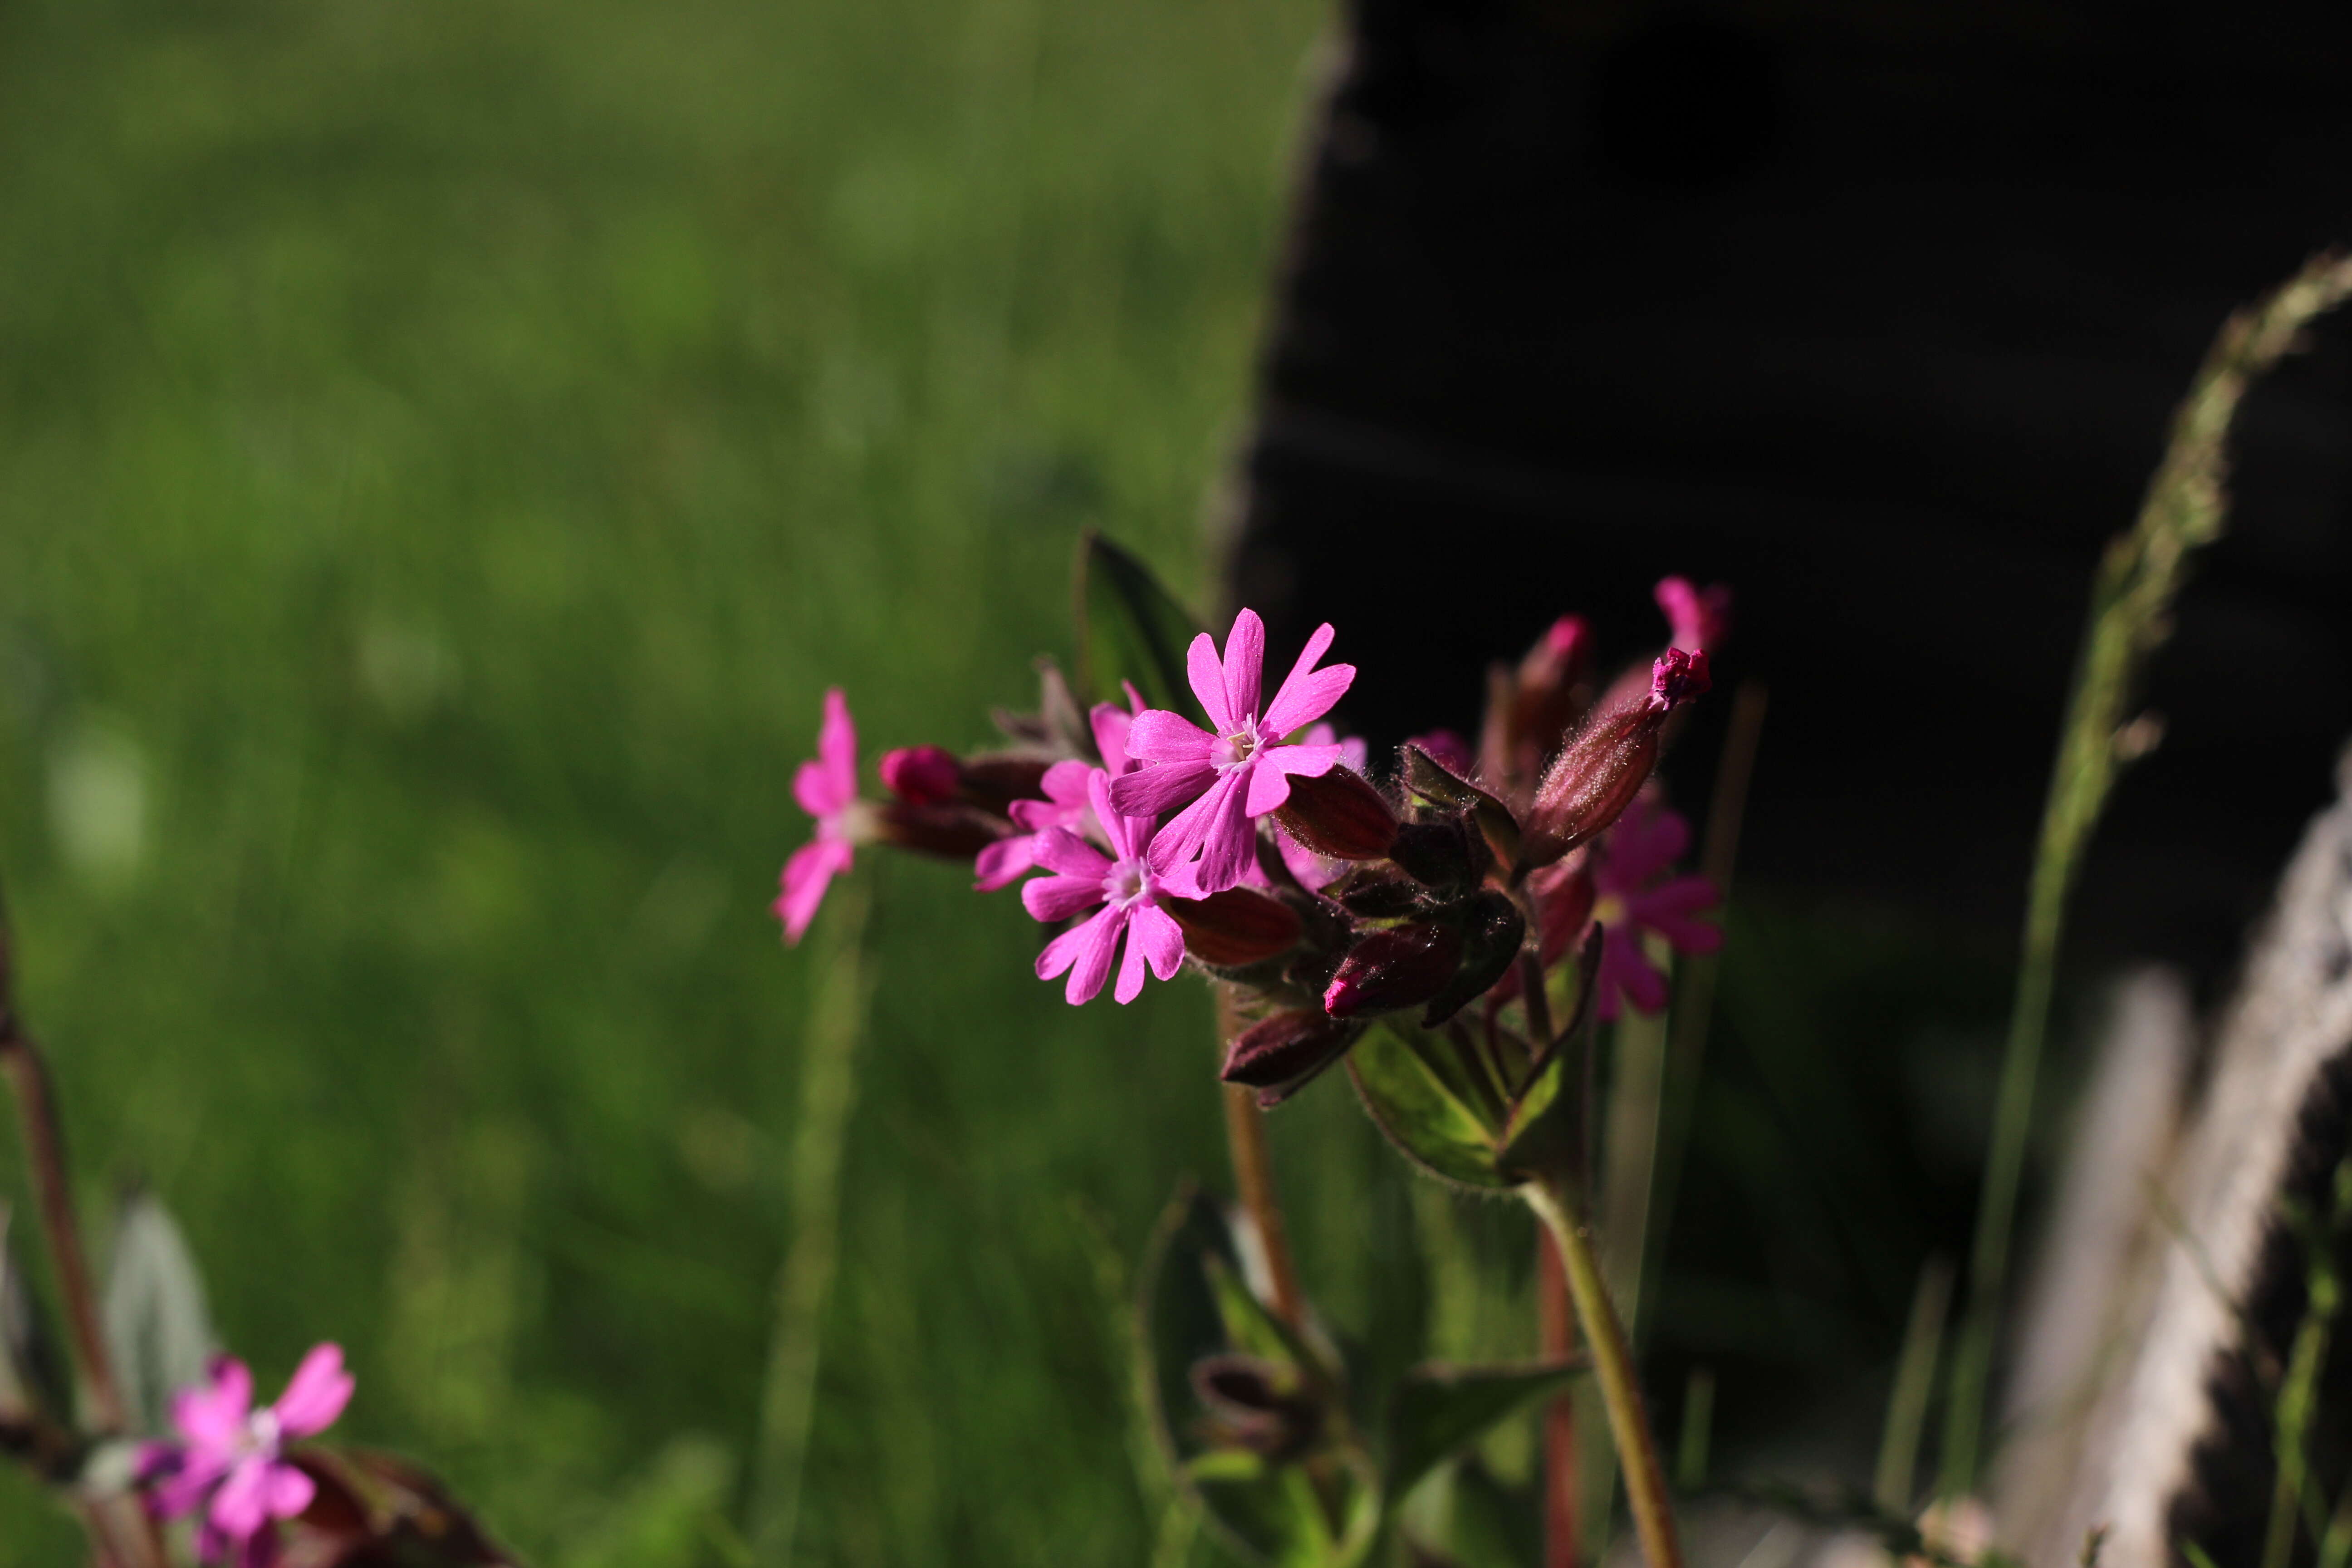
[
  {"x1": 975, "y1": 701, "x2": 1137, "y2": 892},
  {"x1": 1021, "y1": 771, "x2": 1186, "y2": 1004},
  {"x1": 1654, "y1": 577, "x2": 1731, "y2": 653},
  {"x1": 140, "y1": 1344, "x2": 354, "y2": 1568},
  {"x1": 1111, "y1": 609, "x2": 1355, "y2": 894},
  {"x1": 1590, "y1": 798, "x2": 1721, "y2": 1019},
  {"x1": 775, "y1": 688, "x2": 866, "y2": 945}
]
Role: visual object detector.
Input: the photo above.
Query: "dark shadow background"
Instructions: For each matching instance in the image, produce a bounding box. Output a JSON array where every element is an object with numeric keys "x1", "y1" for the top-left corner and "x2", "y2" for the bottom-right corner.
[{"x1": 1226, "y1": 0, "x2": 2352, "y2": 1492}]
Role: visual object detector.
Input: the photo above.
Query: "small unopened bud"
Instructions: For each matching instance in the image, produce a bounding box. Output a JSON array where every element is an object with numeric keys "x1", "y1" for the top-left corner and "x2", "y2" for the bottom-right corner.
[
  {"x1": 880, "y1": 746, "x2": 963, "y2": 805},
  {"x1": 1221, "y1": 1009, "x2": 1360, "y2": 1105},
  {"x1": 1323, "y1": 924, "x2": 1464, "y2": 1021},
  {"x1": 1165, "y1": 888, "x2": 1304, "y2": 967},
  {"x1": 1416, "y1": 892, "x2": 1527, "y2": 1027},
  {"x1": 1387, "y1": 818, "x2": 1480, "y2": 892},
  {"x1": 1274, "y1": 766, "x2": 1398, "y2": 861},
  {"x1": 1519, "y1": 650, "x2": 1709, "y2": 873},
  {"x1": 1190, "y1": 1352, "x2": 1320, "y2": 1459}
]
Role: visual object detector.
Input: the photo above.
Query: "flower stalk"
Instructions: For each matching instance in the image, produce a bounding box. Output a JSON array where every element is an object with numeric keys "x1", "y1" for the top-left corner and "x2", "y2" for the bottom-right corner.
[
  {"x1": 1524, "y1": 1175, "x2": 1681, "y2": 1568},
  {"x1": 1219, "y1": 993, "x2": 1307, "y2": 1329}
]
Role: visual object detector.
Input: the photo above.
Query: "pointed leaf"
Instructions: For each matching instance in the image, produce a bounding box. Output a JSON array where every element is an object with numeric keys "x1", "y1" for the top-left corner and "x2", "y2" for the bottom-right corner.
[
  {"x1": 1384, "y1": 1362, "x2": 1586, "y2": 1499},
  {"x1": 103, "y1": 1191, "x2": 216, "y2": 1435},
  {"x1": 1347, "y1": 1028, "x2": 1509, "y2": 1191},
  {"x1": 1075, "y1": 530, "x2": 1205, "y2": 712},
  {"x1": 1137, "y1": 1185, "x2": 1330, "y2": 1564},
  {"x1": 1400, "y1": 745, "x2": 1522, "y2": 868}
]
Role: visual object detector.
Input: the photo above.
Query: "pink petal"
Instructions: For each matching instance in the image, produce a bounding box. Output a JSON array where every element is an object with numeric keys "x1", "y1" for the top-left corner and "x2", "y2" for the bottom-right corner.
[
  {"x1": 1600, "y1": 800, "x2": 1688, "y2": 891},
  {"x1": 1023, "y1": 873, "x2": 1107, "y2": 924},
  {"x1": 1221, "y1": 609, "x2": 1265, "y2": 726},
  {"x1": 792, "y1": 757, "x2": 845, "y2": 820},
  {"x1": 271, "y1": 1343, "x2": 353, "y2": 1439},
  {"x1": 1277, "y1": 832, "x2": 1345, "y2": 892},
  {"x1": 1129, "y1": 903, "x2": 1186, "y2": 980},
  {"x1": 1091, "y1": 770, "x2": 1152, "y2": 863},
  {"x1": 1036, "y1": 921, "x2": 1091, "y2": 980},
  {"x1": 1113, "y1": 926, "x2": 1152, "y2": 1004},
  {"x1": 1146, "y1": 772, "x2": 1236, "y2": 873},
  {"x1": 1339, "y1": 736, "x2": 1369, "y2": 773},
  {"x1": 1124, "y1": 709, "x2": 1216, "y2": 766},
  {"x1": 210, "y1": 1457, "x2": 274, "y2": 1538},
  {"x1": 261, "y1": 1461, "x2": 314, "y2": 1522},
  {"x1": 1244, "y1": 756, "x2": 1295, "y2": 817},
  {"x1": 1262, "y1": 623, "x2": 1353, "y2": 737},
  {"x1": 1191, "y1": 776, "x2": 1261, "y2": 894},
  {"x1": 239, "y1": 1527, "x2": 283, "y2": 1568},
  {"x1": 1089, "y1": 704, "x2": 1134, "y2": 774},
  {"x1": 1031, "y1": 825, "x2": 1112, "y2": 879},
  {"x1": 775, "y1": 838, "x2": 853, "y2": 945},
  {"x1": 1596, "y1": 925, "x2": 1668, "y2": 1020},
  {"x1": 1040, "y1": 758, "x2": 1097, "y2": 807},
  {"x1": 148, "y1": 1453, "x2": 231, "y2": 1522},
  {"x1": 1037, "y1": 907, "x2": 1123, "y2": 1004},
  {"x1": 174, "y1": 1358, "x2": 254, "y2": 1452},
  {"x1": 817, "y1": 688, "x2": 857, "y2": 803},
  {"x1": 1186, "y1": 632, "x2": 1234, "y2": 733},
  {"x1": 973, "y1": 834, "x2": 1038, "y2": 891},
  {"x1": 1109, "y1": 757, "x2": 1217, "y2": 818}
]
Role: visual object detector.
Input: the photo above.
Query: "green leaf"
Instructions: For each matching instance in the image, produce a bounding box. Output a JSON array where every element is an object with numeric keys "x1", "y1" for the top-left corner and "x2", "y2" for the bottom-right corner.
[
  {"x1": 1137, "y1": 1184, "x2": 1333, "y2": 1565},
  {"x1": 103, "y1": 1190, "x2": 215, "y2": 1435},
  {"x1": 1443, "y1": 1459, "x2": 1542, "y2": 1568},
  {"x1": 1075, "y1": 530, "x2": 1204, "y2": 712},
  {"x1": 1495, "y1": 1049, "x2": 1572, "y2": 1181},
  {"x1": 1383, "y1": 1362, "x2": 1584, "y2": 1500},
  {"x1": 1347, "y1": 1027, "x2": 1509, "y2": 1191}
]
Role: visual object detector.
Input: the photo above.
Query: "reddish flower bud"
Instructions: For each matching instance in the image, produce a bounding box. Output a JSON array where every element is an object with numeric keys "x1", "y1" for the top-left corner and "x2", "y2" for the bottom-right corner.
[
  {"x1": 1273, "y1": 765, "x2": 1398, "y2": 861},
  {"x1": 1189, "y1": 1352, "x2": 1321, "y2": 1459},
  {"x1": 880, "y1": 746, "x2": 963, "y2": 805},
  {"x1": 872, "y1": 801, "x2": 1008, "y2": 860},
  {"x1": 1323, "y1": 923, "x2": 1464, "y2": 1021},
  {"x1": 1221, "y1": 1009, "x2": 1360, "y2": 1105},
  {"x1": 1519, "y1": 650, "x2": 1709, "y2": 873},
  {"x1": 1164, "y1": 887, "x2": 1304, "y2": 967}
]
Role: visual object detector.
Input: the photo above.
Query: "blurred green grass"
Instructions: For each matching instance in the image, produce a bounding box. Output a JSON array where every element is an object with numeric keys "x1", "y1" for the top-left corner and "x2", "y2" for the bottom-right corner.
[{"x1": 0, "y1": 0, "x2": 1333, "y2": 1559}]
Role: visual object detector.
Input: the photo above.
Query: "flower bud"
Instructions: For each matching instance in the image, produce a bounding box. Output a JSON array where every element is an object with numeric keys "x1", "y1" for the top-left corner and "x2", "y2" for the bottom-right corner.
[
  {"x1": 1220, "y1": 1009, "x2": 1361, "y2": 1105},
  {"x1": 880, "y1": 746, "x2": 963, "y2": 806},
  {"x1": 1323, "y1": 924, "x2": 1464, "y2": 1021},
  {"x1": 1387, "y1": 818, "x2": 1480, "y2": 893},
  {"x1": 1273, "y1": 766, "x2": 1398, "y2": 861},
  {"x1": 1189, "y1": 1352, "x2": 1321, "y2": 1459},
  {"x1": 1416, "y1": 891, "x2": 1527, "y2": 1027},
  {"x1": 1165, "y1": 887, "x2": 1304, "y2": 967},
  {"x1": 872, "y1": 801, "x2": 1009, "y2": 860},
  {"x1": 957, "y1": 753, "x2": 1055, "y2": 813},
  {"x1": 1519, "y1": 650, "x2": 1709, "y2": 873}
]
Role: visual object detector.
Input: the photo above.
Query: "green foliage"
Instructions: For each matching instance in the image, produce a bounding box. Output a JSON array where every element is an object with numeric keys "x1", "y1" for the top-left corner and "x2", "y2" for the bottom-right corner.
[
  {"x1": 1380, "y1": 1363, "x2": 1580, "y2": 1503},
  {"x1": 0, "y1": 0, "x2": 1328, "y2": 1559}
]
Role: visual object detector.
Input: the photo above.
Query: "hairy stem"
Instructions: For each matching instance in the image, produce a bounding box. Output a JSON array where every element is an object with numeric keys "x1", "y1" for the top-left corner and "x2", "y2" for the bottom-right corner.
[
  {"x1": 1220, "y1": 1079, "x2": 1306, "y2": 1329},
  {"x1": 1525, "y1": 1177, "x2": 1680, "y2": 1568},
  {"x1": 1941, "y1": 250, "x2": 2352, "y2": 1498}
]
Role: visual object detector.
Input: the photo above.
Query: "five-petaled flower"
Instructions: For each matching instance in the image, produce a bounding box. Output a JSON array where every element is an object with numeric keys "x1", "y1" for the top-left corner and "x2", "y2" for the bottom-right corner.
[
  {"x1": 140, "y1": 1343, "x2": 355, "y2": 1568},
  {"x1": 1112, "y1": 609, "x2": 1355, "y2": 894},
  {"x1": 1589, "y1": 797, "x2": 1722, "y2": 1019},
  {"x1": 1022, "y1": 770, "x2": 1186, "y2": 1004},
  {"x1": 775, "y1": 688, "x2": 866, "y2": 945}
]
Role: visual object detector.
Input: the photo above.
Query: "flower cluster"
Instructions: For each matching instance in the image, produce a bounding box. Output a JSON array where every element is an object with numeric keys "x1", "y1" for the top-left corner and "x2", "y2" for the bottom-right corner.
[
  {"x1": 138, "y1": 1344, "x2": 354, "y2": 1568},
  {"x1": 774, "y1": 577, "x2": 1728, "y2": 1098}
]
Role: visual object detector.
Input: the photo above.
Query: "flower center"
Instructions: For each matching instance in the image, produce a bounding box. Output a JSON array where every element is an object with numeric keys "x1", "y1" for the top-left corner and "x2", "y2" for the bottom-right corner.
[
  {"x1": 1104, "y1": 859, "x2": 1150, "y2": 908},
  {"x1": 244, "y1": 1409, "x2": 284, "y2": 1461},
  {"x1": 1593, "y1": 892, "x2": 1627, "y2": 930},
  {"x1": 1210, "y1": 719, "x2": 1264, "y2": 772}
]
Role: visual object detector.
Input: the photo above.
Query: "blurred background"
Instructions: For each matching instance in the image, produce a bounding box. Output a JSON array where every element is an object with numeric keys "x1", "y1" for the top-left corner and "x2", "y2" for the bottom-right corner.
[{"x1": 2, "y1": 0, "x2": 2347, "y2": 1563}]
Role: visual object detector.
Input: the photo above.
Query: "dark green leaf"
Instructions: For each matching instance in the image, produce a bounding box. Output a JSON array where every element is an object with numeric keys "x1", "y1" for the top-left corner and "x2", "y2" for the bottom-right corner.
[
  {"x1": 1137, "y1": 1185, "x2": 1333, "y2": 1564},
  {"x1": 104, "y1": 1190, "x2": 215, "y2": 1435},
  {"x1": 1399, "y1": 746, "x2": 1521, "y2": 868},
  {"x1": 1075, "y1": 530, "x2": 1204, "y2": 712},
  {"x1": 1383, "y1": 1362, "x2": 1584, "y2": 1500},
  {"x1": 1347, "y1": 1028, "x2": 1509, "y2": 1191},
  {"x1": 1441, "y1": 1459, "x2": 1542, "y2": 1568}
]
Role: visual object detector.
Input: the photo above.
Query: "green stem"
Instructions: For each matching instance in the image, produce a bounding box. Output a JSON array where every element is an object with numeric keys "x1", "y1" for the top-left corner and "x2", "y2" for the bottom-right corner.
[
  {"x1": 1525, "y1": 1176, "x2": 1680, "y2": 1568},
  {"x1": 750, "y1": 886, "x2": 872, "y2": 1567},
  {"x1": 1940, "y1": 250, "x2": 2352, "y2": 1499}
]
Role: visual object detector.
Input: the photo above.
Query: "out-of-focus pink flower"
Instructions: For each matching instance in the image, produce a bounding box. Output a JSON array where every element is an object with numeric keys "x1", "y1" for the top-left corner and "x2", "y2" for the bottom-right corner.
[
  {"x1": 1590, "y1": 799, "x2": 1721, "y2": 1019},
  {"x1": 775, "y1": 689, "x2": 867, "y2": 945},
  {"x1": 1021, "y1": 771, "x2": 1186, "y2": 1004},
  {"x1": 140, "y1": 1344, "x2": 354, "y2": 1568},
  {"x1": 1112, "y1": 609, "x2": 1355, "y2": 894},
  {"x1": 1654, "y1": 577, "x2": 1732, "y2": 654},
  {"x1": 975, "y1": 701, "x2": 1137, "y2": 892}
]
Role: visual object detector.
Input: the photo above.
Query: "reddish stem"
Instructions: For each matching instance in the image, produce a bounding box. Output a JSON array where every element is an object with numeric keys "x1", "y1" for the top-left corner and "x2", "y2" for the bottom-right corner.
[{"x1": 1217, "y1": 992, "x2": 1306, "y2": 1328}]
